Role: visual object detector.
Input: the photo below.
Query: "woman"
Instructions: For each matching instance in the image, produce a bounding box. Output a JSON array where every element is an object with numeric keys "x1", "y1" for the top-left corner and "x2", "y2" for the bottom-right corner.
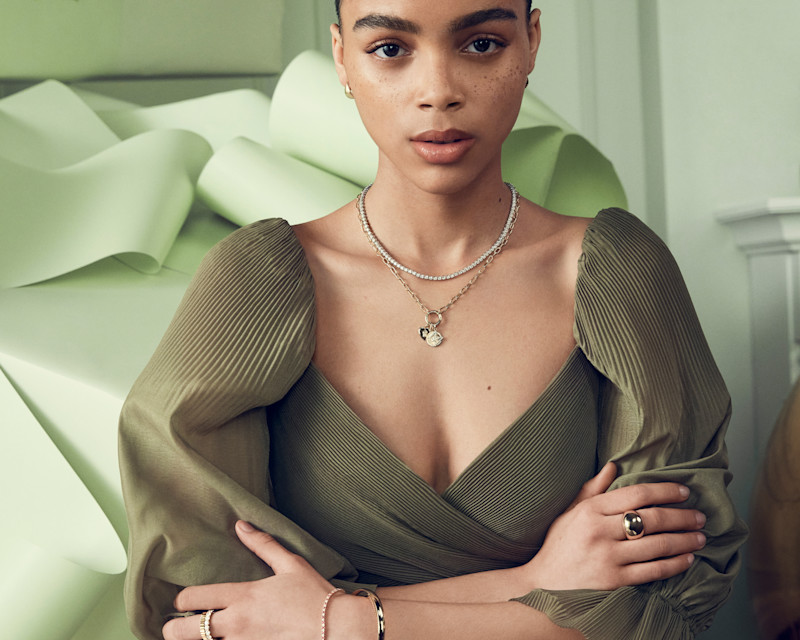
[{"x1": 119, "y1": 1, "x2": 747, "y2": 638}]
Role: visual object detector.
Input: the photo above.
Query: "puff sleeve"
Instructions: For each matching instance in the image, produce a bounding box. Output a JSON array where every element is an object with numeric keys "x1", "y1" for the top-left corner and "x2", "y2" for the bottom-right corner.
[
  {"x1": 513, "y1": 209, "x2": 748, "y2": 639},
  {"x1": 118, "y1": 219, "x2": 359, "y2": 640}
]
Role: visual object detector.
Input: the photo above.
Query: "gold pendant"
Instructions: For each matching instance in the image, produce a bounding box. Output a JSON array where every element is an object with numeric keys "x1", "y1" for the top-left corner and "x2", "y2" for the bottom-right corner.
[
  {"x1": 419, "y1": 311, "x2": 444, "y2": 347},
  {"x1": 426, "y1": 330, "x2": 443, "y2": 347},
  {"x1": 419, "y1": 326, "x2": 443, "y2": 347}
]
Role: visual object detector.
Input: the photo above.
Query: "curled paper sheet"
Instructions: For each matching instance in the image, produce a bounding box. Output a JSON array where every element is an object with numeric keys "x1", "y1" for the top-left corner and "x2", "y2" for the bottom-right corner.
[
  {"x1": 0, "y1": 252, "x2": 205, "y2": 399},
  {"x1": 0, "y1": 80, "x2": 119, "y2": 170},
  {"x1": 0, "y1": 365, "x2": 126, "y2": 640},
  {"x1": 0, "y1": 0, "x2": 285, "y2": 80},
  {"x1": 0, "y1": 352, "x2": 132, "y2": 565},
  {"x1": 269, "y1": 50, "x2": 380, "y2": 186},
  {"x1": 0, "y1": 129, "x2": 212, "y2": 288},
  {"x1": 505, "y1": 91, "x2": 628, "y2": 214},
  {"x1": 197, "y1": 137, "x2": 360, "y2": 227},
  {"x1": 93, "y1": 89, "x2": 274, "y2": 151},
  {"x1": 0, "y1": 81, "x2": 212, "y2": 288},
  {"x1": 503, "y1": 119, "x2": 628, "y2": 216}
]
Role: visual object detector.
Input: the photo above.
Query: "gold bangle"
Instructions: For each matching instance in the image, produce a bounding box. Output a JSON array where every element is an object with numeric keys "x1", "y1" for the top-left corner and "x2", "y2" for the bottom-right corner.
[
  {"x1": 353, "y1": 588, "x2": 385, "y2": 640},
  {"x1": 321, "y1": 587, "x2": 345, "y2": 640}
]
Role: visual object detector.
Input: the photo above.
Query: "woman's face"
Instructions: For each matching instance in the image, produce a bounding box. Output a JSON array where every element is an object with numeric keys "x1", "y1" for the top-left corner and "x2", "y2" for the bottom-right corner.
[{"x1": 333, "y1": 0, "x2": 541, "y2": 194}]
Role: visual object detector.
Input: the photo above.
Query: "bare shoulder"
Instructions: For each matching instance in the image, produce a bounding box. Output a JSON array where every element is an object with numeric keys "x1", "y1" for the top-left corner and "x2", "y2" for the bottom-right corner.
[
  {"x1": 291, "y1": 200, "x2": 366, "y2": 268},
  {"x1": 520, "y1": 200, "x2": 592, "y2": 245},
  {"x1": 513, "y1": 200, "x2": 593, "y2": 283},
  {"x1": 291, "y1": 204, "x2": 347, "y2": 251}
]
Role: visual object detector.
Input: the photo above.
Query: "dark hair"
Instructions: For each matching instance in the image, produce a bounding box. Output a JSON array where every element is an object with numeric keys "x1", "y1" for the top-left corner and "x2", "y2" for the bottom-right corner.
[{"x1": 334, "y1": 1, "x2": 534, "y2": 23}]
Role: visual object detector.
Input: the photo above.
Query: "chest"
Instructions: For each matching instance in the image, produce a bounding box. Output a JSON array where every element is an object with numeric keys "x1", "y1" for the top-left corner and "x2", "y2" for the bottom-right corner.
[
  {"x1": 267, "y1": 351, "x2": 600, "y2": 581},
  {"x1": 311, "y1": 261, "x2": 578, "y2": 493}
]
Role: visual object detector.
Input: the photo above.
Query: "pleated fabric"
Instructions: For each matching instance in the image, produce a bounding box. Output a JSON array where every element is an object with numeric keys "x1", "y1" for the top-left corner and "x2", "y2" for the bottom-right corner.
[
  {"x1": 268, "y1": 350, "x2": 599, "y2": 585},
  {"x1": 512, "y1": 210, "x2": 748, "y2": 637},
  {"x1": 119, "y1": 209, "x2": 747, "y2": 640}
]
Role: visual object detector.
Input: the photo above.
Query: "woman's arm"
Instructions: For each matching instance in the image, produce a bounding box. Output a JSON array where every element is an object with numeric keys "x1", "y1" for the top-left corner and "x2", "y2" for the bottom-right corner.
[
  {"x1": 119, "y1": 221, "x2": 362, "y2": 639},
  {"x1": 332, "y1": 596, "x2": 586, "y2": 640},
  {"x1": 379, "y1": 462, "x2": 705, "y2": 604},
  {"x1": 164, "y1": 522, "x2": 586, "y2": 640},
  {"x1": 163, "y1": 463, "x2": 706, "y2": 640},
  {"x1": 511, "y1": 208, "x2": 748, "y2": 638}
]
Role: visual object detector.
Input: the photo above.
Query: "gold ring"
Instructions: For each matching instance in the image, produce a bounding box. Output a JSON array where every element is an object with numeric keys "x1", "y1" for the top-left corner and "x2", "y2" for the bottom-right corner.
[
  {"x1": 200, "y1": 609, "x2": 216, "y2": 640},
  {"x1": 623, "y1": 510, "x2": 645, "y2": 539}
]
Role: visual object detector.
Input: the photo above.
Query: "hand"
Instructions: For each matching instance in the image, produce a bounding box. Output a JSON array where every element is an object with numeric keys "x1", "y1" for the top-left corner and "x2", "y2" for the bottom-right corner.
[
  {"x1": 162, "y1": 521, "x2": 338, "y2": 640},
  {"x1": 524, "y1": 462, "x2": 707, "y2": 591}
]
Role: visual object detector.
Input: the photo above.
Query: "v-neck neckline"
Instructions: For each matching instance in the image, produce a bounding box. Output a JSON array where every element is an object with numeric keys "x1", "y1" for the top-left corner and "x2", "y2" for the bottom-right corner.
[
  {"x1": 305, "y1": 345, "x2": 583, "y2": 498},
  {"x1": 289, "y1": 209, "x2": 610, "y2": 498}
]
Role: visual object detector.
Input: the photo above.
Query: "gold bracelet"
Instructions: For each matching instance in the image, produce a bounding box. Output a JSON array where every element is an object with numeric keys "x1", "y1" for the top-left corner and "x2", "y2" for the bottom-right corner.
[
  {"x1": 353, "y1": 588, "x2": 385, "y2": 640},
  {"x1": 321, "y1": 587, "x2": 345, "y2": 640}
]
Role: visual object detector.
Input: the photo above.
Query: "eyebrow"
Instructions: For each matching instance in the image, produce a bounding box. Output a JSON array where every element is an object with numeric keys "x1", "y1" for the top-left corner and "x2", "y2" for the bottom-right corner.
[
  {"x1": 351, "y1": 8, "x2": 518, "y2": 35},
  {"x1": 352, "y1": 14, "x2": 419, "y2": 34},
  {"x1": 449, "y1": 8, "x2": 518, "y2": 33}
]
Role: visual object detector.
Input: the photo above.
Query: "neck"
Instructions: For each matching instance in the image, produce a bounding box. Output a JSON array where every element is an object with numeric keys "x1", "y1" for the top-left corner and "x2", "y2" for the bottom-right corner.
[{"x1": 360, "y1": 170, "x2": 514, "y2": 275}]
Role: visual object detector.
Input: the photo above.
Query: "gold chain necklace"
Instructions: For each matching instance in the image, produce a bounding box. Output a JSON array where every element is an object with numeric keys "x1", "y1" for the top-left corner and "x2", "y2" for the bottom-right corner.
[{"x1": 357, "y1": 183, "x2": 520, "y2": 347}]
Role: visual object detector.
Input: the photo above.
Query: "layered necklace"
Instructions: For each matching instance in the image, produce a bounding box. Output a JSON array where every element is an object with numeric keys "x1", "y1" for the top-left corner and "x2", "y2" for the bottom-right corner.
[{"x1": 357, "y1": 182, "x2": 519, "y2": 347}]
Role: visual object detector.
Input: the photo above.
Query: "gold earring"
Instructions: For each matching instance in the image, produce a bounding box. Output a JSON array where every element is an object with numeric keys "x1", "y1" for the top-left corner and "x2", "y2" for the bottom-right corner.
[{"x1": 345, "y1": 83, "x2": 355, "y2": 99}]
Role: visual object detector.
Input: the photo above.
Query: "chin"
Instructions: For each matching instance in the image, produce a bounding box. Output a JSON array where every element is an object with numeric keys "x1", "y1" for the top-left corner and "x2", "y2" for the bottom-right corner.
[{"x1": 382, "y1": 156, "x2": 502, "y2": 197}]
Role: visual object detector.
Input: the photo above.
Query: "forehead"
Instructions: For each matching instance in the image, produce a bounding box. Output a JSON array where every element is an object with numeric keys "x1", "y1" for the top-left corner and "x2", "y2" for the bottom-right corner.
[{"x1": 339, "y1": 0, "x2": 528, "y2": 28}]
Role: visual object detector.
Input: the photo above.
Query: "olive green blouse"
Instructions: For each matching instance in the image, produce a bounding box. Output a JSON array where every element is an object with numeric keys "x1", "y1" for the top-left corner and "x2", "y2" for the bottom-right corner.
[{"x1": 119, "y1": 209, "x2": 747, "y2": 640}]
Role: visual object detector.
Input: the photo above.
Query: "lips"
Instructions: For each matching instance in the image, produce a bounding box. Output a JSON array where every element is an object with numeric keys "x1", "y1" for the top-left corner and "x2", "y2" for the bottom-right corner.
[
  {"x1": 412, "y1": 129, "x2": 473, "y2": 143},
  {"x1": 411, "y1": 129, "x2": 475, "y2": 164}
]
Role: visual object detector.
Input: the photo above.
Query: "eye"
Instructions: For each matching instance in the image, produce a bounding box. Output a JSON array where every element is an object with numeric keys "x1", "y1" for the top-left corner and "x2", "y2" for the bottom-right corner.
[
  {"x1": 370, "y1": 43, "x2": 408, "y2": 59},
  {"x1": 465, "y1": 38, "x2": 504, "y2": 54}
]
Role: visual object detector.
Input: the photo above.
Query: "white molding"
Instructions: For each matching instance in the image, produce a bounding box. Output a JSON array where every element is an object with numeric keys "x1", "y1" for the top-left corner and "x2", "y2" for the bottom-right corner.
[
  {"x1": 718, "y1": 199, "x2": 800, "y2": 454},
  {"x1": 716, "y1": 198, "x2": 800, "y2": 254}
]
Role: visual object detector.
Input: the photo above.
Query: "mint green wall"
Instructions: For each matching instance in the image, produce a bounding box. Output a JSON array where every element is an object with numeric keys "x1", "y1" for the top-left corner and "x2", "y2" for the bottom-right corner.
[
  {"x1": 283, "y1": 0, "x2": 336, "y2": 66},
  {"x1": 652, "y1": 5, "x2": 799, "y2": 634}
]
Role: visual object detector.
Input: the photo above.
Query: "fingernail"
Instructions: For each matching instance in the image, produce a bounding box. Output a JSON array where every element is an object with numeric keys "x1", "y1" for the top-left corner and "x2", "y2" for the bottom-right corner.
[
  {"x1": 695, "y1": 532, "x2": 706, "y2": 546},
  {"x1": 687, "y1": 554, "x2": 695, "y2": 566},
  {"x1": 679, "y1": 485, "x2": 690, "y2": 498},
  {"x1": 237, "y1": 520, "x2": 255, "y2": 533},
  {"x1": 695, "y1": 512, "x2": 706, "y2": 527}
]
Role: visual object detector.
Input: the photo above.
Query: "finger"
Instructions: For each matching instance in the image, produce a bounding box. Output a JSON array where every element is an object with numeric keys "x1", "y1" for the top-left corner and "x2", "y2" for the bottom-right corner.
[
  {"x1": 596, "y1": 482, "x2": 690, "y2": 515},
  {"x1": 163, "y1": 610, "x2": 225, "y2": 640},
  {"x1": 616, "y1": 531, "x2": 706, "y2": 565},
  {"x1": 174, "y1": 583, "x2": 236, "y2": 612},
  {"x1": 620, "y1": 553, "x2": 697, "y2": 585},
  {"x1": 605, "y1": 506, "x2": 705, "y2": 541},
  {"x1": 568, "y1": 462, "x2": 617, "y2": 508},
  {"x1": 235, "y1": 520, "x2": 304, "y2": 573},
  {"x1": 636, "y1": 506, "x2": 706, "y2": 536}
]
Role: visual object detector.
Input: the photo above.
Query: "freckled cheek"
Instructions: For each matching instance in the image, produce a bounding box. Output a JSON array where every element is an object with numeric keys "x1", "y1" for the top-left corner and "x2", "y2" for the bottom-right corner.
[
  {"x1": 470, "y1": 73, "x2": 523, "y2": 110},
  {"x1": 476, "y1": 77, "x2": 524, "y2": 139},
  {"x1": 357, "y1": 85, "x2": 404, "y2": 116},
  {"x1": 354, "y1": 94, "x2": 406, "y2": 144}
]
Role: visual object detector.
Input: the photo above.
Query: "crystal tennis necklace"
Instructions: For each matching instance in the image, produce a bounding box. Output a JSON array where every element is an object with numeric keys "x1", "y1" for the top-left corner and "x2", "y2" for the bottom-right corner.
[
  {"x1": 358, "y1": 183, "x2": 518, "y2": 281},
  {"x1": 357, "y1": 183, "x2": 520, "y2": 347}
]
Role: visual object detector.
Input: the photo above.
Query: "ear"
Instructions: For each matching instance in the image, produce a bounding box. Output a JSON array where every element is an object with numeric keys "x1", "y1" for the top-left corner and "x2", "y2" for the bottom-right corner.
[
  {"x1": 526, "y1": 8, "x2": 542, "y2": 75},
  {"x1": 331, "y1": 23, "x2": 349, "y2": 89}
]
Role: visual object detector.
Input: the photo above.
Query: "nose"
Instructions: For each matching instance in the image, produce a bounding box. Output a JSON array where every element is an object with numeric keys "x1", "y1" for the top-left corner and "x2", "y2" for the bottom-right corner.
[{"x1": 415, "y1": 53, "x2": 464, "y2": 112}]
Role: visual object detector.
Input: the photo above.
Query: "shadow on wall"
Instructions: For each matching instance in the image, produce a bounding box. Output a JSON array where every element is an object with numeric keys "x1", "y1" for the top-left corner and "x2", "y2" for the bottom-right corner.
[{"x1": 749, "y1": 376, "x2": 800, "y2": 640}]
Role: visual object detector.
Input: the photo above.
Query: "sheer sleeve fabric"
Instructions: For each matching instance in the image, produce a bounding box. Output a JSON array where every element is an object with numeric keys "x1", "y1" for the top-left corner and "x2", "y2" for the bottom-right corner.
[
  {"x1": 513, "y1": 209, "x2": 748, "y2": 639},
  {"x1": 118, "y1": 219, "x2": 359, "y2": 640}
]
